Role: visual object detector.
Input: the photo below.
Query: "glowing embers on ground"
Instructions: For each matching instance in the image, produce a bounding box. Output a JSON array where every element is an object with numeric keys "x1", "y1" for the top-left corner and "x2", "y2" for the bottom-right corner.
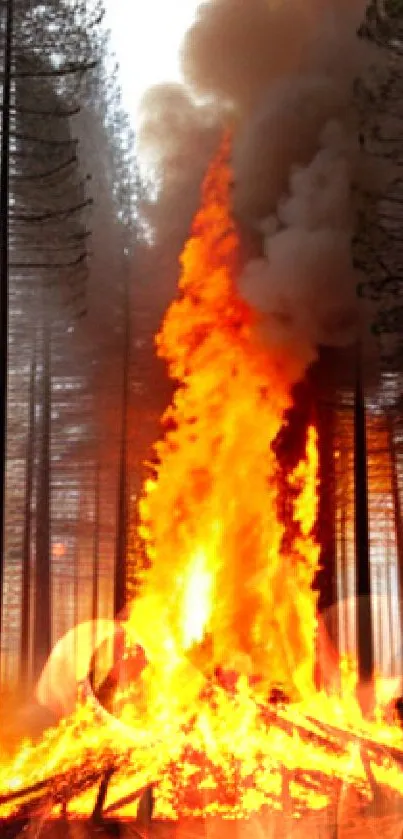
[{"x1": 2, "y1": 135, "x2": 403, "y2": 829}]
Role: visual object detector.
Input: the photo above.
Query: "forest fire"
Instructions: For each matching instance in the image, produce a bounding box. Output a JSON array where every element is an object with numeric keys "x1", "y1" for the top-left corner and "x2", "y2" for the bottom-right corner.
[{"x1": 1, "y1": 137, "x2": 403, "y2": 834}]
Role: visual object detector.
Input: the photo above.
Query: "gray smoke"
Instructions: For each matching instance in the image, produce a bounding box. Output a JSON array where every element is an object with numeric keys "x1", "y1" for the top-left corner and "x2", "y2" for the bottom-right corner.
[
  {"x1": 237, "y1": 115, "x2": 362, "y2": 357},
  {"x1": 137, "y1": 0, "x2": 381, "y2": 368}
]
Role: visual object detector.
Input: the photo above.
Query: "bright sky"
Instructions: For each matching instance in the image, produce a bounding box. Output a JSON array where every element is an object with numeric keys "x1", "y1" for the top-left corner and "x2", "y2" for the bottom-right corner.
[{"x1": 103, "y1": 0, "x2": 201, "y2": 125}]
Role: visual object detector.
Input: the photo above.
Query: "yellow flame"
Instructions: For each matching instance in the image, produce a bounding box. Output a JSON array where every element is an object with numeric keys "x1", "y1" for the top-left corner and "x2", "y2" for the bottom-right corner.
[{"x1": 182, "y1": 549, "x2": 213, "y2": 649}]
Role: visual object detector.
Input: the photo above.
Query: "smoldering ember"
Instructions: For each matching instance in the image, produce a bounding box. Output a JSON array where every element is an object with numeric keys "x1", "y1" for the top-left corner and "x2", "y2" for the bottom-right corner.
[{"x1": 2, "y1": 1, "x2": 403, "y2": 838}]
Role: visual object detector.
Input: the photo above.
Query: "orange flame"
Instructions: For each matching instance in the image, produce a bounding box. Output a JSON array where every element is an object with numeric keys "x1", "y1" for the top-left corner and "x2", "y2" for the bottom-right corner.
[{"x1": 135, "y1": 134, "x2": 320, "y2": 702}]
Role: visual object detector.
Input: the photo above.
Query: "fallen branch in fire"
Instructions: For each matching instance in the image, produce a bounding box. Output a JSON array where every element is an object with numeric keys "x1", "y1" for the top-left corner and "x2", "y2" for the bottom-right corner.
[
  {"x1": 103, "y1": 782, "x2": 153, "y2": 817},
  {"x1": 304, "y1": 713, "x2": 403, "y2": 767},
  {"x1": 2, "y1": 706, "x2": 403, "y2": 829},
  {"x1": 0, "y1": 761, "x2": 114, "y2": 805},
  {"x1": 259, "y1": 705, "x2": 346, "y2": 755},
  {"x1": 0, "y1": 753, "x2": 123, "y2": 821}
]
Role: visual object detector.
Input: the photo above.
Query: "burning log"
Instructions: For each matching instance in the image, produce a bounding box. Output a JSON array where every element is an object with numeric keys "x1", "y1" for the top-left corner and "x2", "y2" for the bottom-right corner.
[
  {"x1": 91, "y1": 767, "x2": 116, "y2": 825},
  {"x1": 2, "y1": 704, "x2": 403, "y2": 826},
  {"x1": 0, "y1": 777, "x2": 51, "y2": 808},
  {"x1": 259, "y1": 705, "x2": 347, "y2": 756},
  {"x1": 104, "y1": 783, "x2": 153, "y2": 817},
  {"x1": 0, "y1": 760, "x2": 119, "y2": 825},
  {"x1": 305, "y1": 713, "x2": 403, "y2": 768},
  {"x1": 136, "y1": 785, "x2": 154, "y2": 825}
]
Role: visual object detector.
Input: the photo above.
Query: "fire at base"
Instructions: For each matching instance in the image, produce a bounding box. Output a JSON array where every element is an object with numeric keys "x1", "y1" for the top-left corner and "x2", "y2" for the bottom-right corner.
[{"x1": 1, "y1": 136, "x2": 403, "y2": 828}]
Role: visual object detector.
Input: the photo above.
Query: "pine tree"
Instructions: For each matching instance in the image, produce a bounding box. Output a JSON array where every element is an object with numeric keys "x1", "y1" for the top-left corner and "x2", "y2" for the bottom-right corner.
[{"x1": 0, "y1": 0, "x2": 102, "y2": 684}]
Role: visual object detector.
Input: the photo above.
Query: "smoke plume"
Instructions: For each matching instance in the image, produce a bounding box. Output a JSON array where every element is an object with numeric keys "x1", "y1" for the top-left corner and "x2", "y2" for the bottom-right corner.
[{"x1": 137, "y1": 0, "x2": 378, "y2": 362}]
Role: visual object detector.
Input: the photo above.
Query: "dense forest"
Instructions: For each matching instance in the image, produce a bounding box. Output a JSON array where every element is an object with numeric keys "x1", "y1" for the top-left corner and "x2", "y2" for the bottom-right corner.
[{"x1": 0, "y1": 0, "x2": 152, "y2": 689}]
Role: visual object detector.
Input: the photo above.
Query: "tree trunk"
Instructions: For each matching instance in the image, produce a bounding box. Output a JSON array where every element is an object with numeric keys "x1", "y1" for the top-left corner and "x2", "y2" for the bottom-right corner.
[
  {"x1": 354, "y1": 354, "x2": 374, "y2": 713},
  {"x1": 32, "y1": 313, "x2": 52, "y2": 682},
  {"x1": 387, "y1": 413, "x2": 403, "y2": 674},
  {"x1": 0, "y1": 0, "x2": 13, "y2": 672},
  {"x1": 91, "y1": 453, "x2": 101, "y2": 685},
  {"x1": 339, "y1": 442, "x2": 350, "y2": 653},
  {"x1": 92, "y1": 454, "x2": 100, "y2": 625},
  {"x1": 19, "y1": 338, "x2": 36, "y2": 691},
  {"x1": 114, "y1": 263, "x2": 130, "y2": 617}
]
